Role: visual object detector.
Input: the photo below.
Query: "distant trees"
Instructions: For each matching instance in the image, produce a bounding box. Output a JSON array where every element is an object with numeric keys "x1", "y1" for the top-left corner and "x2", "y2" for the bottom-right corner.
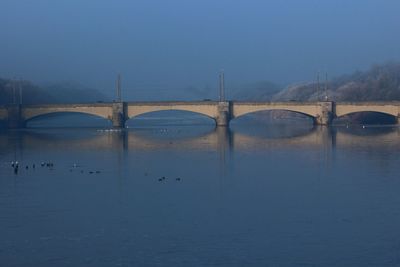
[
  {"x1": 274, "y1": 62, "x2": 400, "y2": 102},
  {"x1": 0, "y1": 78, "x2": 108, "y2": 105}
]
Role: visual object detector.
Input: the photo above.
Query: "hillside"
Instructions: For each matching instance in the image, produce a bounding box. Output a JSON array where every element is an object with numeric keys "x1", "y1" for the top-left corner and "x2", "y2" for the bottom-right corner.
[
  {"x1": 0, "y1": 79, "x2": 108, "y2": 105},
  {"x1": 273, "y1": 63, "x2": 400, "y2": 102}
]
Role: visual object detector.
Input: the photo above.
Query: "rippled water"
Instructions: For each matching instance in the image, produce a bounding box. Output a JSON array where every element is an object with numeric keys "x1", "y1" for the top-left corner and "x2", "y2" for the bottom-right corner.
[{"x1": 1, "y1": 115, "x2": 400, "y2": 266}]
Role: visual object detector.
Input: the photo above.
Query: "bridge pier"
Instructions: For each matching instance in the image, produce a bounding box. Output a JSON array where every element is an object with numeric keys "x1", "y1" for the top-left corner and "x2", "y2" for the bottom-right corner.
[
  {"x1": 112, "y1": 102, "x2": 127, "y2": 128},
  {"x1": 6, "y1": 105, "x2": 25, "y2": 129},
  {"x1": 215, "y1": 102, "x2": 231, "y2": 127},
  {"x1": 314, "y1": 101, "x2": 334, "y2": 126}
]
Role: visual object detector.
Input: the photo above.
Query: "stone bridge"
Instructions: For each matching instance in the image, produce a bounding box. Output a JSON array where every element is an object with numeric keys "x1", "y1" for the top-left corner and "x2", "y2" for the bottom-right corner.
[{"x1": 0, "y1": 101, "x2": 400, "y2": 128}]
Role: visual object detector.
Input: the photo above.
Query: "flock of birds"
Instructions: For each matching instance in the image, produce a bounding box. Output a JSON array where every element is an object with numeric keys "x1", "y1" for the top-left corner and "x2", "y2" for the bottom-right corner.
[
  {"x1": 11, "y1": 161, "x2": 56, "y2": 174},
  {"x1": 9, "y1": 161, "x2": 103, "y2": 175},
  {"x1": 9, "y1": 161, "x2": 182, "y2": 182},
  {"x1": 158, "y1": 176, "x2": 181, "y2": 182},
  {"x1": 70, "y1": 164, "x2": 101, "y2": 174}
]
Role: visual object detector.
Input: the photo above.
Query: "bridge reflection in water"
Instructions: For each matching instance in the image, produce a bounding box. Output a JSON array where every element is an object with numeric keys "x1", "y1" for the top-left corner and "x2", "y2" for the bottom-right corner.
[
  {"x1": 1, "y1": 125, "x2": 399, "y2": 185},
  {"x1": 1, "y1": 125, "x2": 400, "y2": 156}
]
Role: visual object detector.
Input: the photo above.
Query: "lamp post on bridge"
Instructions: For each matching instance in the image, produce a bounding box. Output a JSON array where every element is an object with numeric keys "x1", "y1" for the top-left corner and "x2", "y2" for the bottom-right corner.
[
  {"x1": 219, "y1": 70, "x2": 225, "y2": 102},
  {"x1": 216, "y1": 70, "x2": 230, "y2": 127},
  {"x1": 116, "y1": 73, "x2": 122, "y2": 102},
  {"x1": 324, "y1": 72, "x2": 329, "y2": 101}
]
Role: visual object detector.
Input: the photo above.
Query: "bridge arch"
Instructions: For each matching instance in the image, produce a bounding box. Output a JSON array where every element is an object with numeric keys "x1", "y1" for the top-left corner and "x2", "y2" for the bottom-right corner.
[
  {"x1": 334, "y1": 111, "x2": 397, "y2": 124},
  {"x1": 22, "y1": 105, "x2": 114, "y2": 123},
  {"x1": 335, "y1": 110, "x2": 398, "y2": 119},
  {"x1": 232, "y1": 109, "x2": 316, "y2": 121},
  {"x1": 126, "y1": 109, "x2": 217, "y2": 127},
  {"x1": 127, "y1": 103, "x2": 219, "y2": 125},
  {"x1": 335, "y1": 110, "x2": 398, "y2": 118},
  {"x1": 231, "y1": 103, "x2": 319, "y2": 122},
  {"x1": 23, "y1": 111, "x2": 112, "y2": 127},
  {"x1": 335, "y1": 103, "x2": 400, "y2": 118}
]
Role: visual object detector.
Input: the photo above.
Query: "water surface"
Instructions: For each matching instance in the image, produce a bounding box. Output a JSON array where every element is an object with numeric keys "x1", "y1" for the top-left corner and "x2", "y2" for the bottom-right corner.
[{"x1": 1, "y1": 116, "x2": 400, "y2": 266}]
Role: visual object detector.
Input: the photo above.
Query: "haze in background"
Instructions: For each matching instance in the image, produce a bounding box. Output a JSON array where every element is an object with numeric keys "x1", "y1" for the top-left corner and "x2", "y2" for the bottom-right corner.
[{"x1": 1, "y1": 0, "x2": 400, "y2": 100}]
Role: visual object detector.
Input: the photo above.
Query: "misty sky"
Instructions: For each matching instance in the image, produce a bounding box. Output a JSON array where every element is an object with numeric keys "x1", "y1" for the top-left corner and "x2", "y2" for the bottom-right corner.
[{"x1": 1, "y1": 0, "x2": 400, "y2": 100}]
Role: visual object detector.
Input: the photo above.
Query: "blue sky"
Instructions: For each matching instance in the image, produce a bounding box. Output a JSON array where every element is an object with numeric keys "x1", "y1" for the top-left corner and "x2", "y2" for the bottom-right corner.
[{"x1": 1, "y1": 0, "x2": 400, "y2": 99}]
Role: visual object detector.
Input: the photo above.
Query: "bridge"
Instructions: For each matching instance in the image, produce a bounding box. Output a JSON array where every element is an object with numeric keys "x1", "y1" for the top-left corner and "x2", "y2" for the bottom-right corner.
[{"x1": 0, "y1": 101, "x2": 400, "y2": 128}]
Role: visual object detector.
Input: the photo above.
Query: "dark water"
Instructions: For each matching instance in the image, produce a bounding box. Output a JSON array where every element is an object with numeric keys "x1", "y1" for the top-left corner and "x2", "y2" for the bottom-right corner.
[{"x1": 1, "y1": 114, "x2": 400, "y2": 266}]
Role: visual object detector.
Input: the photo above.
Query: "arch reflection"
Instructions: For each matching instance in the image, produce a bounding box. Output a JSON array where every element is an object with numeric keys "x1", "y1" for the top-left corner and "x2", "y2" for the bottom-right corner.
[{"x1": 1, "y1": 126, "x2": 400, "y2": 154}]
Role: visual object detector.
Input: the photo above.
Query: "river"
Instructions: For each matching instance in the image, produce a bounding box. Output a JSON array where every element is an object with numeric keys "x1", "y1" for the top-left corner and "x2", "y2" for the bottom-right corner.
[{"x1": 1, "y1": 114, "x2": 400, "y2": 266}]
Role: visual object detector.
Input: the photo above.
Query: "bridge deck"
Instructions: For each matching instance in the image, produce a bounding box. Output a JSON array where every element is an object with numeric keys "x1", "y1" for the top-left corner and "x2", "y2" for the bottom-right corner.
[{"x1": 1, "y1": 101, "x2": 400, "y2": 128}]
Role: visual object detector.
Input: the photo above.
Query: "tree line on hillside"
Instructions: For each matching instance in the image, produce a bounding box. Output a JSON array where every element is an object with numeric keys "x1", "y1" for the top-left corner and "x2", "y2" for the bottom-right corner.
[
  {"x1": 272, "y1": 62, "x2": 400, "y2": 102},
  {"x1": 0, "y1": 79, "x2": 108, "y2": 105}
]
